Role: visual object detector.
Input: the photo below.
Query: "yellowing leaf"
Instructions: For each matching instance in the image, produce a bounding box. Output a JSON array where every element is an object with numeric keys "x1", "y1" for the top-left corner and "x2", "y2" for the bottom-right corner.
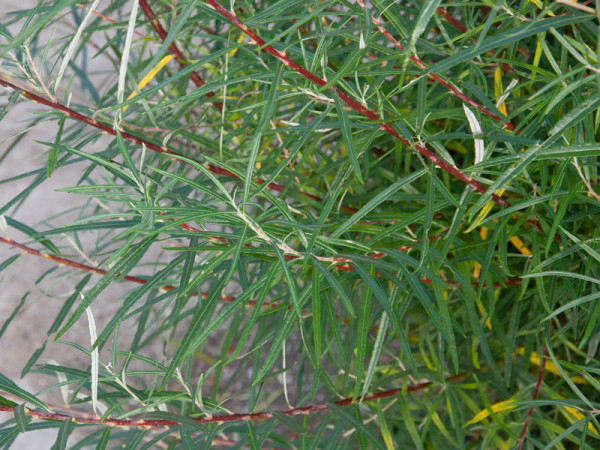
[
  {"x1": 228, "y1": 33, "x2": 245, "y2": 57},
  {"x1": 466, "y1": 189, "x2": 506, "y2": 233},
  {"x1": 494, "y1": 66, "x2": 507, "y2": 116},
  {"x1": 509, "y1": 236, "x2": 532, "y2": 256},
  {"x1": 255, "y1": 149, "x2": 265, "y2": 169},
  {"x1": 465, "y1": 398, "x2": 519, "y2": 426},
  {"x1": 515, "y1": 347, "x2": 587, "y2": 384},
  {"x1": 125, "y1": 55, "x2": 174, "y2": 111},
  {"x1": 528, "y1": 0, "x2": 555, "y2": 15},
  {"x1": 560, "y1": 406, "x2": 600, "y2": 438},
  {"x1": 377, "y1": 409, "x2": 395, "y2": 450},
  {"x1": 447, "y1": 141, "x2": 468, "y2": 154},
  {"x1": 340, "y1": 141, "x2": 347, "y2": 157}
]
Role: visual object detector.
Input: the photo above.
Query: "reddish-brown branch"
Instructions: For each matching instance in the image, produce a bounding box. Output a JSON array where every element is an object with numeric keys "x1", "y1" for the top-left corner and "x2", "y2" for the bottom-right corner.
[
  {"x1": 0, "y1": 374, "x2": 465, "y2": 428},
  {"x1": 204, "y1": 0, "x2": 508, "y2": 207},
  {"x1": 0, "y1": 233, "x2": 520, "y2": 307},
  {"x1": 435, "y1": 6, "x2": 466, "y2": 33},
  {"x1": 433, "y1": 4, "x2": 530, "y2": 56},
  {"x1": 517, "y1": 347, "x2": 548, "y2": 449},
  {"x1": 355, "y1": 0, "x2": 515, "y2": 131},
  {"x1": 0, "y1": 394, "x2": 236, "y2": 446},
  {"x1": 0, "y1": 236, "x2": 249, "y2": 304},
  {"x1": 138, "y1": 0, "x2": 223, "y2": 110},
  {"x1": 0, "y1": 75, "x2": 352, "y2": 212}
]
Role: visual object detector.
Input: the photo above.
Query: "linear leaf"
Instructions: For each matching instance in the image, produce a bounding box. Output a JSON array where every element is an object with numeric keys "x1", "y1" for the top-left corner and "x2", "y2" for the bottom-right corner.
[{"x1": 55, "y1": 235, "x2": 155, "y2": 339}]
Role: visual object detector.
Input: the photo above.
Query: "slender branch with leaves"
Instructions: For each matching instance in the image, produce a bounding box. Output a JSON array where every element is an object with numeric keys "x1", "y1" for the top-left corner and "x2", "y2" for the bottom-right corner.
[{"x1": 1, "y1": 0, "x2": 600, "y2": 447}]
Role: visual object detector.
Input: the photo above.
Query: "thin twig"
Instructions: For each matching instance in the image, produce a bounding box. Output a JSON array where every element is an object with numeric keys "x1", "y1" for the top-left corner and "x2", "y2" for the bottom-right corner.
[
  {"x1": 573, "y1": 158, "x2": 600, "y2": 203},
  {"x1": 0, "y1": 234, "x2": 520, "y2": 302},
  {"x1": 0, "y1": 374, "x2": 465, "y2": 427},
  {"x1": 0, "y1": 236, "x2": 248, "y2": 303},
  {"x1": 517, "y1": 347, "x2": 548, "y2": 449},
  {"x1": 433, "y1": 3, "x2": 530, "y2": 56}
]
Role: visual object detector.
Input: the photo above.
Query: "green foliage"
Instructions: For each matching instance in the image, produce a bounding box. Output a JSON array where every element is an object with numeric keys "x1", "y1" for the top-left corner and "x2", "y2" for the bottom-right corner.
[{"x1": 0, "y1": 0, "x2": 600, "y2": 447}]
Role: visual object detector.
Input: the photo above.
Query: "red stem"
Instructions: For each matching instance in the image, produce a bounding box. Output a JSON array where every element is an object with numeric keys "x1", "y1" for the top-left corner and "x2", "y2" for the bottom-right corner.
[
  {"x1": 138, "y1": 0, "x2": 223, "y2": 110},
  {"x1": 0, "y1": 233, "x2": 520, "y2": 303},
  {"x1": 517, "y1": 347, "x2": 548, "y2": 449},
  {"x1": 365, "y1": 14, "x2": 515, "y2": 131},
  {"x1": 204, "y1": 0, "x2": 508, "y2": 207},
  {"x1": 0, "y1": 236, "x2": 247, "y2": 305},
  {"x1": 435, "y1": 7, "x2": 466, "y2": 33},
  {"x1": 0, "y1": 75, "x2": 348, "y2": 211},
  {"x1": 434, "y1": 4, "x2": 530, "y2": 56},
  {"x1": 0, "y1": 374, "x2": 464, "y2": 427}
]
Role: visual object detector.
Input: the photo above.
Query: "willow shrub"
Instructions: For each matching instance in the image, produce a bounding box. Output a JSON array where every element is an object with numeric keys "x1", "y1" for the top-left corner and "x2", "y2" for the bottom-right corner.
[{"x1": 1, "y1": 0, "x2": 600, "y2": 448}]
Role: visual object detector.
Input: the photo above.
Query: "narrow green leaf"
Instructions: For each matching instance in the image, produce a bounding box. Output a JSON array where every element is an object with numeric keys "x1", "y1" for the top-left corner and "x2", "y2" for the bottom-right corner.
[
  {"x1": 116, "y1": 129, "x2": 142, "y2": 187},
  {"x1": 333, "y1": 92, "x2": 362, "y2": 184},
  {"x1": 47, "y1": 275, "x2": 91, "y2": 336},
  {"x1": 272, "y1": 245, "x2": 301, "y2": 318},
  {"x1": 353, "y1": 266, "x2": 372, "y2": 398},
  {"x1": 327, "y1": 404, "x2": 385, "y2": 449},
  {"x1": 0, "y1": 254, "x2": 19, "y2": 274},
  {"x1": 47, "y1": 116, "x2": 65, "y2": 177},
  {"x1": 14, "y1": 404, "x2": 29, "y2": 433},
  {"x1": 332, "y1": 169, "x2": 426, "y2": 237},
  {"x1": 21, "y1": 341, "x2": 46, "y2": 378},
  {"x1": 408, "y1": 0, "x2": 443, "y2": 56},
  {"x1": 0, "y1": 293, "x2": 28, "y2": 340},
  {"x1": 543, "y1": 291, "x2": 600, "y2": 322},
  {"x1": 179, "y1": 426, "x2": 195, "y2": 450},
  {"x1": 312, "y1": 258, "x2": 356, "y2": 318},
  {"x1": 0, "y1": 374, "x2": 48, "y2": 411},
  {"x1": 95, "y1": 427, "x2": 111, "y2": 450},
  {"x1": 55, "y1": 235, "x2": 155, "y2": 339},
  {"x1": 252, "y1": 308, "x2": 297, "y2": 386},
  {"x1": 361, "y1": 311, "x2": 388, "y2": 400},
  {"x1": 5, "y1": 216, "x2": 59, "y2": 255},
  {"x1": 225, "y1": 266, "x2": 279, "y2": 365},
  {"x1": 353, "y1": 263, "x2": 417, "y2": 374},
  {"x1": 312, "y1": 270, "x2": 322, "y2": 369},
  {"x1": 272, "y1": 411, "x2": 307, "y2": 435},
  {"x1": 243, "y1": 63, "x2": 283, "y2": 204},
  {"x1": 426, "y1": 13, "x2": 592, "y2": 75},
  {"x1": 51, "y1": 418, "x2": 72, "y2": 450},
  {"x1": 398, "y1": 395, "x2": 424, "y2": 450}
]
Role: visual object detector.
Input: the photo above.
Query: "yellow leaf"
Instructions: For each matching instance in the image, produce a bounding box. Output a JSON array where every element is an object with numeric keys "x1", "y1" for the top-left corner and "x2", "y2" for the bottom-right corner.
[
  {"x1": 465, "y1": 189, "x2": 506, "y2": 233},
  {"x1": 560, "y1": 406, "x2": 600, "y2": 438},
  {"x1": 228, "y1": 33, "x2": 245, "y2": 57},
  {"x1": 465, "y1": 398, "x2": 519, "y2": 426},
  {"x1": 125, "y1": 55, "x2": 174, "y2": 111},
  {"x1": 515, "y1": 347, "x2": 587, "y2": 384},
  {"x1": 509, "y1": 236, "x2": 532, "y2": 256},
  {"x1": 255, "y1": 149, "x2": 265, "y2": 169},
  {"x1": 377, "y1": 409, "x2": 395, "y2": 450},
  {"x1": 494, "y1": 67, "x2": 507, "y2": 116},
  {"x1": 528, "y1": 0, "x2": 555, "y2": 15}
]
